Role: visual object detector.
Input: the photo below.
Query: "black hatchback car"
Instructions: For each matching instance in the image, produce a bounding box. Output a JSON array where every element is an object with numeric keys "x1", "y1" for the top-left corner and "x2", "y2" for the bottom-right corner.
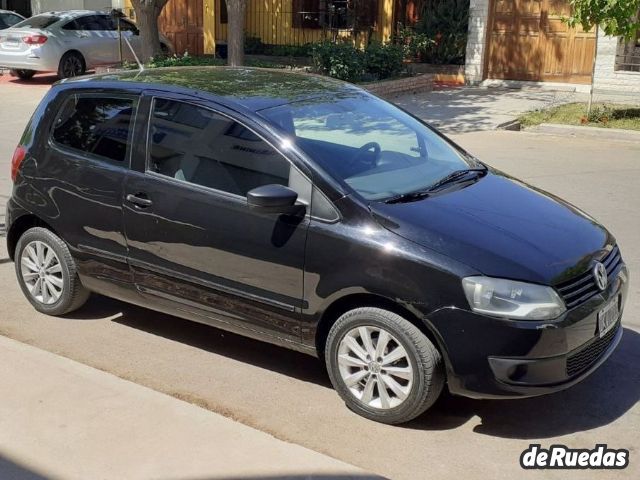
[{"x1": 7, "y1": 67, "x2": 629, "y2": 424}]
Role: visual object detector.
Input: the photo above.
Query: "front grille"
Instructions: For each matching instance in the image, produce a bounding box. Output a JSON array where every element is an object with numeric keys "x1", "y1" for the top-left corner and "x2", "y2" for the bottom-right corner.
[
  {"x1": 566, "y1": 321, "x2": 620, "y2": 377},
  {"x1": 555, "y1": 246, "x2": 622, "y2": 309}
]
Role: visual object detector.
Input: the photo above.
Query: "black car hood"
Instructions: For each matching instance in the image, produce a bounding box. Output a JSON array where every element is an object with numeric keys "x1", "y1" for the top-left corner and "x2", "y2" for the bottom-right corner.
[{"x1": 370, "y1": 171, "x2": 613, "y2": 285}]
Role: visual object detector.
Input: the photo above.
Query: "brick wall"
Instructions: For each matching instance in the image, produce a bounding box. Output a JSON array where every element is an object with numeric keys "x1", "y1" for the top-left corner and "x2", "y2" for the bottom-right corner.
[
  {"x1": 464, "y1": 0, "x2": 491, "y2": 84},
  {"x1": 362, "y1": 74, "x2": 434, "y2": 98},
  {"x1": 593, "y1": 31, "x2": 640, "y2": 94}
]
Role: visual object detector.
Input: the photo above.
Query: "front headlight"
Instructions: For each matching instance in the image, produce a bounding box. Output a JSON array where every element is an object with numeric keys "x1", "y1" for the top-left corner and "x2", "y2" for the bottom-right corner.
[{"x1": 462, "y1": 276, "x2": 566, "y2": 320}]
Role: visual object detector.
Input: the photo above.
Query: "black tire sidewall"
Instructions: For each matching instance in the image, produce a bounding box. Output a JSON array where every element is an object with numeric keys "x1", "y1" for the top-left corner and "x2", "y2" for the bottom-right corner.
[
  {"x1": 58, "y1": 52, "x2": 85, "y2": 79},
  {"x1": 326, "y1": 308, "x2": 443, "y2": 424},
  {"x1": 15, "y1": 228, "x2": 75, "y2": 316}
]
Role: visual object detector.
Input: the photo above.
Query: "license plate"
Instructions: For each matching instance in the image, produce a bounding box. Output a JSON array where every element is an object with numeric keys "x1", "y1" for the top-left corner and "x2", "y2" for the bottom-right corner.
[{"x1": 598, "y1": 297, "x2": 619, "y2": 338}]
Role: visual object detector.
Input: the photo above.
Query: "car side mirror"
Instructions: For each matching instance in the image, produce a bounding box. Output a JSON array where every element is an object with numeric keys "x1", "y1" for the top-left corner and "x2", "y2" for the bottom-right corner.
[{"x1": 247, "y1": 184, "x2": 304, "y2": 215}]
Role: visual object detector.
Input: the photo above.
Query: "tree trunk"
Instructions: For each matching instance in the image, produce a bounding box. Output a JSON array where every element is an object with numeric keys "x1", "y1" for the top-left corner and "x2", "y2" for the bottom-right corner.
[
  {"x1": 226, "y1": 0, "x2": 247, "y2": 66},
  {"x1": 587, "y1": 25, "x2": 599, "y2": 117},
  {"x1": 131, "y1": 0, "x2": 168, "y2": 62}
]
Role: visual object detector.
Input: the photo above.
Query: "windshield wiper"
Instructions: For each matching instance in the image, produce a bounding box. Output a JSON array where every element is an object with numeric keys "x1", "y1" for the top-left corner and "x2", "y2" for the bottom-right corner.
[
  {"x1": 384, "y1": 167, "x2": 487, "y2": 204},
  {"x1": 384, "y1": 190, "x2": 432, "y2": 204},
  {"x1": 424, "y1": 167, "x2": 487, "y2": 192}
]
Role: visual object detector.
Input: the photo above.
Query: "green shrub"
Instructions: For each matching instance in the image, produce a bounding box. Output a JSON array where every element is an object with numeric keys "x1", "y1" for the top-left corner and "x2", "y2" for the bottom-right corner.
[
  {"x1": 394, "y1": 27, "x2": 434, "y2": 61},
  {"x1": 311, "y1": 40, "x2": 365, "y2": 82},
  {"x1": 312, "y1": 40, "x2": 407, "y2": 82},
  {"x1": 364, "y1": 42, "x2": 405, "y2": 80},
  {"x1": 269, "y1": 43, "x2": 313, "y2": 57},
  {"x1": 245, "y1": 36, "x2": 266, "y2": 55},
  {"x1": 416, "y1": 0, "x2": 469, "y2": 64}
]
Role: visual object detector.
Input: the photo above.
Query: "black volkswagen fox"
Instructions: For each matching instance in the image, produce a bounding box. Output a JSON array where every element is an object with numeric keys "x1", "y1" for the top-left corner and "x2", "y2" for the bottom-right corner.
[{"x1": 6, "y1": 67, "x2": 629, "y2": 424}]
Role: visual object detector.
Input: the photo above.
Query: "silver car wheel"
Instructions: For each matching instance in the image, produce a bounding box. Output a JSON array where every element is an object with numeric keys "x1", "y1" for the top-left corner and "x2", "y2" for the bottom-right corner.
[
  {"x1": 20, "y1": 241, "x2": 64, "y2": 305},
  {"x1": 337, "y1": 325, "x2": 414, "y2": 410}
]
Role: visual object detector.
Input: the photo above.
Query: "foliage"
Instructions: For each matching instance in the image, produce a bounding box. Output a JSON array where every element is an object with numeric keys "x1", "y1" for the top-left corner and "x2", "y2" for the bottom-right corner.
[
  {"x1": 146, "y1": 53, "x2": 225, "y2": 68},
  {"x1": 244, "y1": 36, "x2": 313, "y2": 57},
  {"x1": 565, "y1": 0, "x2": 640, "y2": 39},
  {"x1": 518, "y1": 102, "x2": 640, "y2": 130},
  {"x1": 311, "y1": 40, "x2": 407, "y2": 82},
  {"x1": 311, "y1": 40, "x2": 365, "y2": 81},
  {"x1": 363, "y1": 42, "x2": 405, "y2": 80},
  {"x1": 394, "y1": 27, "x2": 435, "y2": 60},
  {"x1": 413, "y1": 0, "x2": 469, "y2": 64}
]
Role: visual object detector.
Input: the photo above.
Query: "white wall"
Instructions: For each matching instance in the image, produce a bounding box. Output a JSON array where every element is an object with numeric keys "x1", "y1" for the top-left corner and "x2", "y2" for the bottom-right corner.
[
  {"x1": 592, "y1": 30, "x2": 640, "y2": 94},
  {"x1": 30, "y1": 0, "x2": 118, "y2": 14},
  {"x1": 464, "y1": 0, "x2": 491, "y2": 85}
]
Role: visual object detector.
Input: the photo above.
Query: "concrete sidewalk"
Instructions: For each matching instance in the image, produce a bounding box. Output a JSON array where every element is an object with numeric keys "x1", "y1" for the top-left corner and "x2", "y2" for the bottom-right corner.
[{"x1": 0, "y1": 335, "x2": 381, "y2": 480}]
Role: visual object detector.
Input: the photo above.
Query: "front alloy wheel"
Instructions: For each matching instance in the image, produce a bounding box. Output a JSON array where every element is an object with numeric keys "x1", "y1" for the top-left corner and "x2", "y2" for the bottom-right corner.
[
  {"x1": 337, "y1": 326, "x2": 414, "y2": 409},
  {"x1": 326, "y1": 307, "x2": 444, "y2": 424}
]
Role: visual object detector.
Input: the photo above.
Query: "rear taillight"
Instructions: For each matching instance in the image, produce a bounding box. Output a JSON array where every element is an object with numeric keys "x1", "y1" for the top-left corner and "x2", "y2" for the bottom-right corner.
[
  {"x1": 10, "y1": 146, "x2": 26, "y2": 182},
  {"x1": 23, "y1": 35, "x2": 48, "y2": 45}
]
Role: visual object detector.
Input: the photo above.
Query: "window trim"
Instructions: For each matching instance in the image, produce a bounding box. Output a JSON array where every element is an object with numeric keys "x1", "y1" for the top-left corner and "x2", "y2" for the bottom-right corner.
[
  {"x1": 49, "y1": 91, "x2": 139, "y2": 168},
  {"x1": 144, "y1": 96, "x2": 315, "y2": 205}
]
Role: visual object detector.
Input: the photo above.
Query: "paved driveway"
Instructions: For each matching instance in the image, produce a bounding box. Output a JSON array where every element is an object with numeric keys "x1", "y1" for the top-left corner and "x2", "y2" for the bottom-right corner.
[{"x1": 1, "y1": 81, "x2": 639, "y2": 480}]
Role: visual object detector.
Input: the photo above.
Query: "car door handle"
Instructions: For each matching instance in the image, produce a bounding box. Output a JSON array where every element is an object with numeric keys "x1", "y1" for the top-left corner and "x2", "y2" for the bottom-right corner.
[{"x1": 126, "y1": 193, "x2": 153, "y2": 208}]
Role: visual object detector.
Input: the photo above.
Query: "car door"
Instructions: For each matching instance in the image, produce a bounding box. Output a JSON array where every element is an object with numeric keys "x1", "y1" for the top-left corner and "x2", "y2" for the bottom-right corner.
[
  {"x1": 63, "y1": 15, "x2": 117, "y2": 66},
  {"x1": 43, "y1": 90, "x2": 138, "y2": 293},
  {"x1": 122, "y1": 93, "x2": 311, "y2": 344}
]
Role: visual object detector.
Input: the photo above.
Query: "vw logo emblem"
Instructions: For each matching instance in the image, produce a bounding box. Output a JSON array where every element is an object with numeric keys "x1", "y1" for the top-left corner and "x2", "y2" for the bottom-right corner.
[{"x1": 593, "y1": 262, "x2": 608, "y2": 291}]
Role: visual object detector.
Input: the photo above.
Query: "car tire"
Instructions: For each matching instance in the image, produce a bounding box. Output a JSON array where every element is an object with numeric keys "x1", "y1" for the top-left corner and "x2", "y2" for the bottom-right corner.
[
  {"x1": 10, "y1": 69, "x2": 36, "y2": 80},
  {"x1": 15, "y1": 227, "x2": 90, "y2": 316},
  {"x1": 325, "y1": 307, "x2": 444, "y2": 424},
  {"x1": 57, "y1": 52, "x2": 86, "y2": 79}
]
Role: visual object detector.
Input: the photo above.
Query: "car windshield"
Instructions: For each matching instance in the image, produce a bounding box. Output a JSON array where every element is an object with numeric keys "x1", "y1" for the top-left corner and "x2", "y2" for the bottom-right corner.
[
  {"x1": 13, "y1": 14, "x2": 60, "y2": 29},
  {"x1": 260, "y1": 94, "x2": 477, "y2": 201},
  {"x1": 0, "y1": 13, "x2": 23, "y2": 29}
]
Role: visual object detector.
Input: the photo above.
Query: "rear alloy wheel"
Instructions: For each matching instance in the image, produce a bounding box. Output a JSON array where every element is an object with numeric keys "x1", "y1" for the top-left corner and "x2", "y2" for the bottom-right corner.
[
  {"x1": 326, "y1": 307, "x2": 444, "y2": 424},
  {"x1": 57, "y1": 52, "x2": 85, "y2": 79},
  {"x1": 15, "y1": 227, "x2": 90, "y2": 316},
  {"x1": 10, "y1": 69, "x2": 36, "y2": 80}
]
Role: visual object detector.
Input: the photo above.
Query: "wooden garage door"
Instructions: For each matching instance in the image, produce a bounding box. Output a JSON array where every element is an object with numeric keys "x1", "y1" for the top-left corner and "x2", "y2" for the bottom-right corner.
[
  {"x1": 159, "y1": 0, "x2": 204, "y2": 56},
  {"x1": 487, "y1": 0, "x2": 596, "y2": 83}
]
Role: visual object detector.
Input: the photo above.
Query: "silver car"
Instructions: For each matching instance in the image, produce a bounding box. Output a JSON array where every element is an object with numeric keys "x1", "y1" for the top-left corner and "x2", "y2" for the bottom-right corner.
[
  {"x1": 0, "y1": 9, "x2": 25, "y2": 29},
  {"x1": 0, "y1": 10, "x2": 173, "y2": 79}
]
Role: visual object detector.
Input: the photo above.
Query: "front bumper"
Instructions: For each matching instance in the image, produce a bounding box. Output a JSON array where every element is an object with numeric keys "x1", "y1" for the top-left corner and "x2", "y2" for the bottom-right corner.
[{"x1": 428, "y1": 263, "x2": 629, "y2": 399}]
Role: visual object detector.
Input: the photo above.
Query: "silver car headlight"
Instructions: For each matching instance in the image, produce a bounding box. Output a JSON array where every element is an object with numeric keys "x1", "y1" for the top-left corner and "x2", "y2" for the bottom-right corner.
[{"x1": 462, "y1": 276, "x2": 566, "y2": 320}]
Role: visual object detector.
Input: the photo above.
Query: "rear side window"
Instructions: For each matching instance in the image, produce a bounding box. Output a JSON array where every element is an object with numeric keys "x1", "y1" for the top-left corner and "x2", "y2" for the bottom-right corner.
[
  {"x1": 52, "y1": 94, "x2": 137, "y2": 163},
  {"x1": 13, "y1": 15, "x2": 60, "y2": 29}
]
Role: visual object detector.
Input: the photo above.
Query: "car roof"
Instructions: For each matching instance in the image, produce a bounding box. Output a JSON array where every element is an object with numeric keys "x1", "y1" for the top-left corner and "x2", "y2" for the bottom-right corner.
[{"x1": 60, "y1": 66, "x2": 366, "y2": 112}]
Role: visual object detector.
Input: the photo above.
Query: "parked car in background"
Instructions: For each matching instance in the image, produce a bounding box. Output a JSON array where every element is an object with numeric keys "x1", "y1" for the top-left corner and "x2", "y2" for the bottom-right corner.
[
  {"x1": 0, "y1": 10, "x2": 172, "y2": 79},
  {"x1": 0, "y1": 9, "x2": 24, "y2": 30},
  {"x1": 6, "y1": 68, "x2": 628, "y2": 424}
]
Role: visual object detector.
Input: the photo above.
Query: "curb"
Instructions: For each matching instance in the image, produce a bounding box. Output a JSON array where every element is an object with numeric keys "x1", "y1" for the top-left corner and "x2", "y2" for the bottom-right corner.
[
  {"x1": 530, "y1": 123, "x2": 640, "y2": 141},
  {"x1": 496, "y1": 119, "x2": 521, "y2": 131}
]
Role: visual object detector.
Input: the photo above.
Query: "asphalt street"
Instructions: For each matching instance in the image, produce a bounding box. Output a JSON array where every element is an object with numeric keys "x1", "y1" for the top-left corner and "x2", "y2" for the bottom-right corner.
[{"x1": 0, "y1": 78, "x2": 639, "y2": 480}]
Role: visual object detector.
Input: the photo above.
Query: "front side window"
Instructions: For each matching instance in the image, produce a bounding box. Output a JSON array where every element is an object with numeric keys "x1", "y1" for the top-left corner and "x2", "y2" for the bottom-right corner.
[
  {"x1": 261, "y1": 94, "x2": 475, "y2": 201},
  {"x1": 63, "y1": 15, "x2": 110, "y2": 31},
  {"x1": 148, "y1": 99, "x2": 291, "y2": 196},
  {"x1": 52, "y1": 95, "x2": 136, "y2": 163}
]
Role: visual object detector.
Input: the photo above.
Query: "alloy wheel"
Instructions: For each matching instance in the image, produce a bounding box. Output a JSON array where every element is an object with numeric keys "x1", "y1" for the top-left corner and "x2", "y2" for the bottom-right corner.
[
  {"x1": 63, "y1": 56, "x2": 82, "y2": 77},
  {"x1": 337, "y1": 325, "x2": 414, "y2": 410},
  {"x1": 20, "y1": 241, "x2": 64, "y2": 305}
]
